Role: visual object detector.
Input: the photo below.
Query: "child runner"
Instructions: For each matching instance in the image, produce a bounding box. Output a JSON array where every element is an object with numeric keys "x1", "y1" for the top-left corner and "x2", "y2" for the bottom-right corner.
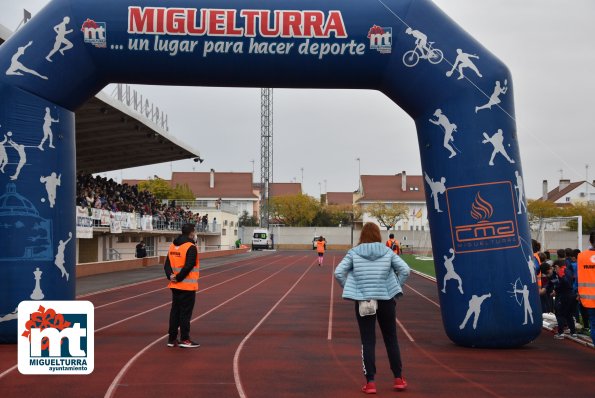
[{"x1": 316, "y1": 236, "x2": 326, "y2": 266}]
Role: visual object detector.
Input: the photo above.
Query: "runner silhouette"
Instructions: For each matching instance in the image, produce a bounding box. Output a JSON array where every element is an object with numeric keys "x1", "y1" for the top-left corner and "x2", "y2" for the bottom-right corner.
[{"x1": 46, "y1": 17, "x2": 74, "y2": 62}]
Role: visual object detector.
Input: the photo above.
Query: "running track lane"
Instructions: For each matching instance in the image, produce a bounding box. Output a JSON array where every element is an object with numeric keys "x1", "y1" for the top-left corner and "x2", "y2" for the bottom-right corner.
[
  {"x1": 1, "y1": 252, "x2": 593, "y2": 397},
  {"x1": 237, "y1": 252, "x2": 595, "y2": 398},
  {"x1": 104, "y1": 254, "x2": 312, "y2": 398},
  {"x1": 0, "y1": 253, "x2": 296, "y2": 396},
  {"x1": 0, "y1": 253, "x2": 285, "y2": 379}
]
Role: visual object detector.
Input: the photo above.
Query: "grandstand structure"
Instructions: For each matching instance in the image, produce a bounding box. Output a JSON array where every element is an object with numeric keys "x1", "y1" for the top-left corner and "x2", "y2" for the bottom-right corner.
[{"x1": 0, "y1": 24, "x2": 236, "y2": 264}]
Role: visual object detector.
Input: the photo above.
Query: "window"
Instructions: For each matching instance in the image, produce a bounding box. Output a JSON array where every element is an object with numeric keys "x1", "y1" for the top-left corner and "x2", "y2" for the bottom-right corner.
[
  {"x1": 230, "y1": 221, "x2": 234, "y2": 227},
  {"x1": 222, "y1": 228, "x2": 227, "y2": 236},
  {"x1": 117, "y1": 235, "x2": 128, "y2": 243},
  {"x1": 234, "y1": 229, "x2": 238, "y2": 236},
  {"x1": 565, "y1": 197, "x2": 570, "y2": 202},
  {"x1": 224, "y1": 220, "x2": 228, "y2": 226},
  {"x1": 409, "y1": 226, "x2": 413, "y2": 231},
  {"x1": 253, "y1": 233, "x2": 267, "y2": 239}
]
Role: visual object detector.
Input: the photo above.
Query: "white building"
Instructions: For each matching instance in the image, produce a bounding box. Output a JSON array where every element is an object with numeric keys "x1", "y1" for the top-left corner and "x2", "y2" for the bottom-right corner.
[
  {"x1": 541, "y1": 179, "x2": 595, "y2": 205},
  {"x1": 356, "y1": 171, "x2": 429, "y2": 231}
]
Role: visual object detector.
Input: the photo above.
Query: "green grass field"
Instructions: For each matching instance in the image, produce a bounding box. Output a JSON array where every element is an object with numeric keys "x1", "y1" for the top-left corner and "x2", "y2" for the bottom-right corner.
[{"x1": 400, "y1": 254, "x2": 436, "y2": 277}]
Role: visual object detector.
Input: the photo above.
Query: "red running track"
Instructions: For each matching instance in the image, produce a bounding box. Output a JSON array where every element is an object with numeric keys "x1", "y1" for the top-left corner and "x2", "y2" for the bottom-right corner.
[{"x1": 0, "y1": 251, "x2": 593, "y2": 398}]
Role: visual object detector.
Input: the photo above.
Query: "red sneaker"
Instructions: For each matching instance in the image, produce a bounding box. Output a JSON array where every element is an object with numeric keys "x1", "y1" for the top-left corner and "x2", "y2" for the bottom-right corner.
[
  {"x1": 394, "y1": 377, "x2": 408, "y2": 391},
  {"x1": 362, "y1": 382, "x2": 377, "y2": 394}
]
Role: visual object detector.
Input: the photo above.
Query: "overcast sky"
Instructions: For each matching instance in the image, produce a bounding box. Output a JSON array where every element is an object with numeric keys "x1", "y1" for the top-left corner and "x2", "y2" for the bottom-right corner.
[{"x1": 1, "y1": 0, "x2": 593, "y2": 199}]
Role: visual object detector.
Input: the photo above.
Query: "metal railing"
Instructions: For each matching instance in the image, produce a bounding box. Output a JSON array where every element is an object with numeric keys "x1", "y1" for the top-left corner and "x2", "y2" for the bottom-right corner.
[
  {"x1": 162, "y1": 200, "x2": 239, "y2": 214},
  {"x1": 108, "y1": 248, "x2": 121, "y2": 260}
]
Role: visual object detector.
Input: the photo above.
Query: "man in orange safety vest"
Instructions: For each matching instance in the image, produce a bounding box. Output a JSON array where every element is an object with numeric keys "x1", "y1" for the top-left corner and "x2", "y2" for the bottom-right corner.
[
  {"x1": 164, "y1": 223, "x2": 200, "y2": 348},
  {"x1": 577, "y1": 231, "x2": 595, "y2": 344}
]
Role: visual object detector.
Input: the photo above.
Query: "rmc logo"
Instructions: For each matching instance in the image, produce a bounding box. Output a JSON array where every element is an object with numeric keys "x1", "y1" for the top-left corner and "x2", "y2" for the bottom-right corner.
[
  {"x1": 18, "y1": 301, "x2": 94, "y2": 375},
  {"x1": 445, "y1": 181, "x2": 520, "y2": 254},
  {"x1": 81, "y1": 18, "x2": 106, "y2": 48}
]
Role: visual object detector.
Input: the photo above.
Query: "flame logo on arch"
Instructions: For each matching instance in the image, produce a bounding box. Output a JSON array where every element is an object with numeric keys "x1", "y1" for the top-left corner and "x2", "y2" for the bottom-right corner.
[{"x1": 470, "y1": 192, "x2": 493, "y2": 222}]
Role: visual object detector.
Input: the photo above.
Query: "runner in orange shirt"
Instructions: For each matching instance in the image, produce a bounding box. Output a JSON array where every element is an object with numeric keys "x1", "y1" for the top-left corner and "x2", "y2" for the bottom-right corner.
[{"x1": 316, "y1": 236, "x2": 326, "y2": 266}]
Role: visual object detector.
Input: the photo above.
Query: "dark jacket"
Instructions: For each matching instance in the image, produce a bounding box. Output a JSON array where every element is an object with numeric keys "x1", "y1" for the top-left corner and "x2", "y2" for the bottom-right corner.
[
  {"x1": 553, "y1": 266, "x2": 575, "y2": 298},
  {"x1": 163, "y1": 235, "x2": 198, "y2": 283},
  {"x1": 135, "y1": 243, "x2": 147, "y2": 258}
]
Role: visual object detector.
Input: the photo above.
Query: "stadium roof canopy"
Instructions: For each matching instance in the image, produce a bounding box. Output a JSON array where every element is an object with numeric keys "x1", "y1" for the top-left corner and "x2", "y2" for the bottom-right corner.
[{"x1": 1, "y1": 24, "x2": 201, "y2": 174}]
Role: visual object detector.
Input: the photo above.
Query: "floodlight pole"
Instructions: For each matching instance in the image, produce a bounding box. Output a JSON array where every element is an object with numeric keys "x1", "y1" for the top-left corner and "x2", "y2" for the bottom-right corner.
[{"x1": 260, "y1": 88, "x2": 273, "y2": 228}]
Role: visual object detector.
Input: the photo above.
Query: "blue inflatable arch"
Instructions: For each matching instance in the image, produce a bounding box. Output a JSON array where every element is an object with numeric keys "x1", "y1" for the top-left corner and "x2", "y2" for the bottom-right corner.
[{"x1": 0, "y1": 0, "x2": 541, "y2": 347}]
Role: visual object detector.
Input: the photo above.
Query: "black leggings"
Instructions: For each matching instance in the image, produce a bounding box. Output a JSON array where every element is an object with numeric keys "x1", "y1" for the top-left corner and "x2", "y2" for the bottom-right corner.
[{"x1": 355, "y1": 298, "x2": 403, "y2": 382}]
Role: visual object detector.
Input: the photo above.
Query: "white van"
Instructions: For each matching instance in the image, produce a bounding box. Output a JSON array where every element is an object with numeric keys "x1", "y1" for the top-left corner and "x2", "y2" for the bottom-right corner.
[{"x1": 252, "y1": 228, "x2": 273, "y2": 250}]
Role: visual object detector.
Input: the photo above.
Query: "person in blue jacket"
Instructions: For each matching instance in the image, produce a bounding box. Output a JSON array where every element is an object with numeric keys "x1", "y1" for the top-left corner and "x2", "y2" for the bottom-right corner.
[{"x1": 334, "y1": 222, "x2": 411, "y2": 394}]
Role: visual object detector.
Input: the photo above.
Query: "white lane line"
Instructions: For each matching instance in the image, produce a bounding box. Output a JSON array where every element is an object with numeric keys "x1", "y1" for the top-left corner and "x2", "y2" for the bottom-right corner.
[
  {"x1": 234, "y1": 258, "x2": 317, "y2": 398},
  {"x1": 0, "y1": 255, "x2": 285, "y2": 381},
  {"x1": 94, "y1": 256, "x2": 276, "y2": 309},
  {"x1": 95, "y1": 257, "x2": 285, "y2": 333},
  {"x1": 77, "y1": 253, "x2": 277, "y2": 299},
  {"x1": 327, "y1": 255, "x2": 336, "y2": 341},
  {"x1": 0, "y1": 365, "x2": 17, "y2": 380},
  {"x1": 104, "y1": 255, "x2": 307, "y2": 398},
  {"x1": 396, "y1": 318, "x2": 415, "y2": 342},
  {"x1": 405, "y1": 284, "x2": 441, "y2": 308}
]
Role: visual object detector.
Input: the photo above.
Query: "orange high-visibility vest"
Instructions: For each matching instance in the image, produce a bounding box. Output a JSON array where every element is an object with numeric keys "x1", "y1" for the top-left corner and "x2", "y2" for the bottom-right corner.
[
  {"x1": 167, "y1": 242, "x2": 199, "y2": 291},
  {"x1": 577, "y1": 249, "x2": 595, "y2": 308},
  {"x1": 534, "y1": 253, "x2": 542, "y2": 288},
  {"x1": 386, "y1": 239, "x2": 400, "y2": 254},
  {"x1": 316, "y1": 241, "x2": 325, "y2": 254}
]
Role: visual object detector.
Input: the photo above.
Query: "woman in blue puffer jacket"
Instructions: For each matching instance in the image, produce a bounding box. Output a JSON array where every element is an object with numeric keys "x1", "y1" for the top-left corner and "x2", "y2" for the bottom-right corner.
[{"x1": 334, "y1": 222, "x2": 411, "y2": 394}]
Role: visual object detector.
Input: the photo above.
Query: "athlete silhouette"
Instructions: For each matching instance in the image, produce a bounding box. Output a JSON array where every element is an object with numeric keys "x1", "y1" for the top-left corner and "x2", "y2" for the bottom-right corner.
[
  {"x1": 446, "y1": 49, "x2": 482, "y2": 80},
  {"x1": 46, "y1": 17, "x2": 74, "y2": 62},
  {"x1": 6, "y1": 41, "x2": 48, "y2": 80},
  {"x1": 459, "y1": 293, "x2": 491, "y2": 330},
  {"x1": 482, "y1": 129, "x2": 515, "y2": 166},
  {"x1": 424, "y1": 172, "x2": 446, "y2": 212},
  {"x1": 442, "y1": 248, "x2": 463, "y2": 294},
  {"x1": 475, "y1": 80, "x2": 508, "y2": 113}
]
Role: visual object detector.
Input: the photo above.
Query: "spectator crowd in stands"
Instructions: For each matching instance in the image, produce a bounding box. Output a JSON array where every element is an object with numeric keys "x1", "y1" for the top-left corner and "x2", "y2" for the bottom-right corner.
[{"x1": 76, "y1": 173, "x2": 203, "y2": 229}]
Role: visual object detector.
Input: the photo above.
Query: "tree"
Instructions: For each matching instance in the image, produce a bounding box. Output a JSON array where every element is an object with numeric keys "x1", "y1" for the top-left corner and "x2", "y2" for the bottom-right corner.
[
  {"x1": 138, "y1": 178, "x2": 173, "y2": 200},
  {"x1": 527, "y1": 199, "x2": 563, "y2": 221},
  {"x1": 239, "y1": 210, "x2": 259, "y2": 227},
  {"x1": 366, "y1": 202, "x2": 409, "y2": 230},
  {"x1": 171, "y1": 183, "x2": 195, "y2": 200},
  {"x1": 527, "y1": 200, "x2": 595, "y2": 232},
  {"x1": 270, "y1": 194, "x2": 320, "y2": 226}
]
